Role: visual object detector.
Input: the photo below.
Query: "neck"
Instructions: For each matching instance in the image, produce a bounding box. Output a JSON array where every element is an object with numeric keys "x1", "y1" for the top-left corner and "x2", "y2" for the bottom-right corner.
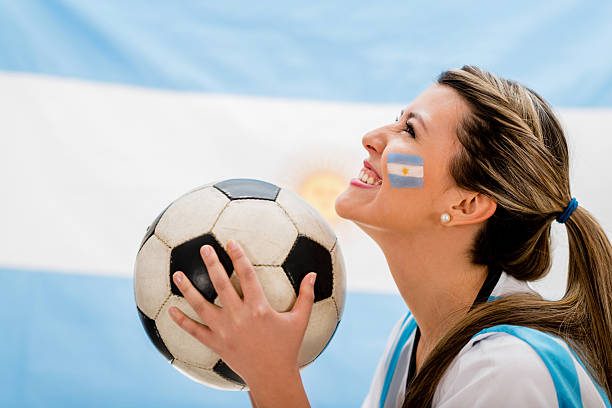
[{"x1": 362, "y1": 222, "x2": 488, "y2": 352}]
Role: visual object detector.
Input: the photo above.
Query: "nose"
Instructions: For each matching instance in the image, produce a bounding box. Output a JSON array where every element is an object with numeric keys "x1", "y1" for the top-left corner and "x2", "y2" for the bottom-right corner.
[{"x1": 362, "y1": 125, "x2": 387, "y2": 155}]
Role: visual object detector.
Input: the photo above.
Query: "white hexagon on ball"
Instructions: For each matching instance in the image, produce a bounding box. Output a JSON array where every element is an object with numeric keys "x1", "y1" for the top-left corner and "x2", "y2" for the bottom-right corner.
[{"x1": 212, "y1": 199, "x2": 298, "y2": 265}]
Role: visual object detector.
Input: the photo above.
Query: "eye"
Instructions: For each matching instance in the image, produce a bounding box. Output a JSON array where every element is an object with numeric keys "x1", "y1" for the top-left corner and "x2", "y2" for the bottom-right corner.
[{"x1": 403, "y1": 121, "x2": 416, "y2": 138}]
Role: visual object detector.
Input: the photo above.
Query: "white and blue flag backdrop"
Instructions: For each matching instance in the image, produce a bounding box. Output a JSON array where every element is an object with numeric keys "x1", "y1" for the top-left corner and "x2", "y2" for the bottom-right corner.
[{"x1": 1, "y1": 1, "x2": 611, "y2": 407}]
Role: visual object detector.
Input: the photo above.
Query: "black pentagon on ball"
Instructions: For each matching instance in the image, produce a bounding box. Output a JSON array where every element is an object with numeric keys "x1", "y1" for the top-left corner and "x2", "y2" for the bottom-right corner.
[
  {"x1": 213, "y1": 359, "x2": 245, "y2": 386},
  {"x1": 170, "y1": 233, "x2": 234, "y2": 302},
  {"x1": 137, "y1": 306, "x2": 174, "y2": 363},
  {"x1": 213, "y1": 178, "x2": 280, "y2": 201},
  {"x1": 282, "y1": 235, "x2": 333, "y2": 302}
]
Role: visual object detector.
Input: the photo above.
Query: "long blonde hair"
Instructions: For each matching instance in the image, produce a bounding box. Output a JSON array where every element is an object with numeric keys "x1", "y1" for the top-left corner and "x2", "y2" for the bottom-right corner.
[{"x1": 402, "y1": 66, "x2": 612, "y2": 406}]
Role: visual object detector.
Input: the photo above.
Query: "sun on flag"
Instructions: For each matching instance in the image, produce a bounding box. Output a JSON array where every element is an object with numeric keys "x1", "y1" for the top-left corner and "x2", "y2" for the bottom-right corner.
[{"x1": 386, "y1": 152, "x2": 424, "y2": 188}]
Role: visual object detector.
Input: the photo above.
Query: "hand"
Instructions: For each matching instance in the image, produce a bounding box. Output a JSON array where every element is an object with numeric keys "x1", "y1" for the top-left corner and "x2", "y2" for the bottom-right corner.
[{"x1": 168, "y1": 239, "x2": 317, "y2": 388}]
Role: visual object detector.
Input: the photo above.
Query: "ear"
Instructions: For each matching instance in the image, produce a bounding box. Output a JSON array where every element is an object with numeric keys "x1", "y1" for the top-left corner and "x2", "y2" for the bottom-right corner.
[{"x1": 449, "y1": 193, "x2": 497, "y2": 225}]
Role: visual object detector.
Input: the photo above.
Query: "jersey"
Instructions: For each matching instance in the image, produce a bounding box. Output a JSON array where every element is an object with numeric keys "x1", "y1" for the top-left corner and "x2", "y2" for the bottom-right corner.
[{"x1": 361, "y1": 270, "x2": 611, "y2": 408}]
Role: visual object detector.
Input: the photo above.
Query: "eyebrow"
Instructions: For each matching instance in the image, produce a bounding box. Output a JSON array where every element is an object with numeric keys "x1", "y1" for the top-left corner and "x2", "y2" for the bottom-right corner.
[
  {"x1": 405, "y1": 110, "x2": 428, "y2": 133},
  {"x1": 408, "y1": 112, "x2": 427, "y2": 132}
]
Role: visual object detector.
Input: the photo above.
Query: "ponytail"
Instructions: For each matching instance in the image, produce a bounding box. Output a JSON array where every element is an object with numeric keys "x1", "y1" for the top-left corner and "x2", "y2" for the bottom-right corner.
[{"x1": 563, "y1": 206, "x2": 612, "y2": 392}]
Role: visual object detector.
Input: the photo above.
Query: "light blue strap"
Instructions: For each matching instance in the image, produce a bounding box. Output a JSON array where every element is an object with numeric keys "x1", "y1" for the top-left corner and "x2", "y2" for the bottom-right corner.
[
  {"x1": 381, "y1": 312, "x2": 411, "y2": 373},
  {"x1": 562, "y1": 339, "x2": 611, "y2": 408},
  {"x1": 379, "y1": 313, "x2": 417, "y2": 408},
  {"x1": 476, "y1": 325, "x2": 593, "y2": 408}
]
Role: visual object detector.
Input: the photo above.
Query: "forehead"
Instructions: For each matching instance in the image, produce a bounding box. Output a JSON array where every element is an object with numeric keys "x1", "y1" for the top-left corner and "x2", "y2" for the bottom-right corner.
[{"x1": 404, "y1": 84, "x2": 470, "y2": 137}]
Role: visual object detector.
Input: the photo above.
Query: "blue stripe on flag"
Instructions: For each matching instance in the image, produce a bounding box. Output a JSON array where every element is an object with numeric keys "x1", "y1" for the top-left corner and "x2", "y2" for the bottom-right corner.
[
  {"x1": 0, "y1": 266, "x2": 407, "y2": 408},
  {"x1": 388, "y1": 174, "x2": 423, "y2": 188},
  {"x1": 387, "y1": 153, "x2": 423, "y2": 166},
  {"x1": 0, "y1": 1, "x2": 611, "y2": 105}
]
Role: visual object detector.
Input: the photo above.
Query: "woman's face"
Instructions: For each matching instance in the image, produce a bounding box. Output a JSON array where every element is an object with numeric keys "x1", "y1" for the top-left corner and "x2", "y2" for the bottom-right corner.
[{"x1": 335, "y1": 84, "x2": 470, "y2": 234}]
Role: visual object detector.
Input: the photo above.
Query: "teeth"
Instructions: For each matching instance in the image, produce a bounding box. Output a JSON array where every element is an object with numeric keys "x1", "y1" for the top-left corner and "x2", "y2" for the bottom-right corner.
[{"x1": 358, "y1": 169, "x2": 381, "y2": 186}]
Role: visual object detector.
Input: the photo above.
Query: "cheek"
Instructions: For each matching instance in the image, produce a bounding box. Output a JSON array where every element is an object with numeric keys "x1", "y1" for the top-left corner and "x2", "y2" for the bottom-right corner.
[{"x1": 386, "y1": 152, "x2": 424, "y2": 189}]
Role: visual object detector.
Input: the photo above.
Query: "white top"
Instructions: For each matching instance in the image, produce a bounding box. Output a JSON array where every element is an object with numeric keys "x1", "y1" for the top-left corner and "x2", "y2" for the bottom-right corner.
[{"x1": 361, "y1": 271, "x2": 611, "y2": 408}]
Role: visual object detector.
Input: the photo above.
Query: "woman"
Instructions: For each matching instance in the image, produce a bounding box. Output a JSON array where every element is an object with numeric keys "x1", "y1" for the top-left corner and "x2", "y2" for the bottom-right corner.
[{"x1": 167, "y1": 66, "x2": 612, "y2": 407}]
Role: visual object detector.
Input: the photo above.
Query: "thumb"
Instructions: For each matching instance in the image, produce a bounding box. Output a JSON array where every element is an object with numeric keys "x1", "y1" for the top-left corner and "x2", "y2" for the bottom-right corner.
[{"x1": 291, "y1": 272, "x2": 317, "y2": 325}]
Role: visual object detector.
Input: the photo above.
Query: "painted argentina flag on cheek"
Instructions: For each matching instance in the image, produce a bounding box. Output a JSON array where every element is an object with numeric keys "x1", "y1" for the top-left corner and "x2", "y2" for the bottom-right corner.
[{"x1": 387, "y1": 152, "x2": 424, "y2": 188}]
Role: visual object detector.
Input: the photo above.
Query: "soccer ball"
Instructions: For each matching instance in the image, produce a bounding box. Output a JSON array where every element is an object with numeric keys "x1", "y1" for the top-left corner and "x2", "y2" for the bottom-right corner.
[{"x1": 133, "y1": 178, "x2": 346, "y2": 391}]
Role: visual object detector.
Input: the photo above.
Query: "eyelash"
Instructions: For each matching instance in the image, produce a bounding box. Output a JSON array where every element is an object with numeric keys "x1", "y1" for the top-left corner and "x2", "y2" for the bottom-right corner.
[
  {"x1": 395, "y1": 112, "x2": 416, "y2": 138},
  {"x1": 404, "y1": 122, "x2": 416, "y2": 138}
]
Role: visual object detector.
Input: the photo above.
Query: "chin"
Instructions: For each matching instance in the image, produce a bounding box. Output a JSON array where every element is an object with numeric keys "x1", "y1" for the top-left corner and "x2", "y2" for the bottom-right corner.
[
  {"x1": 335, "y1": 192, "x2": 371, "y2": 224},
  {"x1": 334, "y1": 193, "x2": 377, "y2": 230},
  {"x1": 334, "y1": 191, "x2": 352, "y2": 220}
]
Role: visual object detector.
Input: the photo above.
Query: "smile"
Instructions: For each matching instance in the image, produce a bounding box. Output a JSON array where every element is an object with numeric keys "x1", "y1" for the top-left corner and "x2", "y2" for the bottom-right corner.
[{"x1": 358, "y1": 168, "x2": 382, "y2": 186}]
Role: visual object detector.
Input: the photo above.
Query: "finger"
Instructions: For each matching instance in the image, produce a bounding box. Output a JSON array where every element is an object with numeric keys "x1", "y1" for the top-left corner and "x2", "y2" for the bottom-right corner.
[
  {"x1": 290, "y1": 272, "x2": 317, "y2": 328},
  {"x1": 168, "y1": 306, "x2": 219, "y2": 352},
  {"x1": 201, "y1": 244, "x2": 241, "y2": 310},
  {"x1": 226, "y1": 239, "x2": 266, "y2": 305},
  {"x1": 173, "y1": 271, "x2": 220, "y2": 323}
]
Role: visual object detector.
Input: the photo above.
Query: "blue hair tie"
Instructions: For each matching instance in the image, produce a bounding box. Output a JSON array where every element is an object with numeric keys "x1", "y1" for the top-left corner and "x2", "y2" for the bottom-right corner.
[{"x1": 556, "y1": 197, "x2": 578, "y2": 224}]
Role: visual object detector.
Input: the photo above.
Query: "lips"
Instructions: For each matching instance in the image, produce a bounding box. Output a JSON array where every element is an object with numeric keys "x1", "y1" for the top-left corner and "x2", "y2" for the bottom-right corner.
[{"x1": 363, "y1": 160, "x2": 382, "y2": 180}]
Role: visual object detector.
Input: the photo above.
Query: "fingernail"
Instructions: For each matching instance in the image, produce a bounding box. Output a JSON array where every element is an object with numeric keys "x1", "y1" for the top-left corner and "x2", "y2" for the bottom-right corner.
[
  {"x1": 202, "y1": 245, "x2": 212, "y2": 257},
  {"x1": 310, "y1": 273, "x2": 317, "y2": 285},
  {"x1": 169, "y1": 307, "x2": 177, "y2": 317},
  {"x1": 227, "y1": 240, "x2": 237, "y2": 251},
  {"x1": 174, "y1": 272, "x2": 182, "y2": 283}
]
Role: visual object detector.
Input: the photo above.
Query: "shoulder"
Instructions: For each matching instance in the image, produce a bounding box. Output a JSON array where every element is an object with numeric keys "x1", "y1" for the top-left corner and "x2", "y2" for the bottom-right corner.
[
  {"x1": 433, "y1": 325, "x2": 610, "y2": 408},
  {"x1": 433, "y1": 329, "x2": 555, "y2": 407}
]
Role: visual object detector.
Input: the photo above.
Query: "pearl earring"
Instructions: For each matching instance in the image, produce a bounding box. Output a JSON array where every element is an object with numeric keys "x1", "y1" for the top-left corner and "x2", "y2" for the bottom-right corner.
[{"x1": 441, "y1": 213, "x2": 451, "y2": 223}]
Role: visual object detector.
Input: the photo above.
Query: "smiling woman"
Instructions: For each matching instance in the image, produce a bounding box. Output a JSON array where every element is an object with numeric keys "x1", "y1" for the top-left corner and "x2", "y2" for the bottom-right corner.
[{"x1": 336, "y1": 66, "x2": 612, "y2": 408}]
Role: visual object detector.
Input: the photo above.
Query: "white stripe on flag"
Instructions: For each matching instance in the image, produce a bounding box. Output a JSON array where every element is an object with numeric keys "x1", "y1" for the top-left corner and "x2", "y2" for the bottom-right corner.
[{"x1": 387, "y1": 162, "x2": 423, "y2": 178}]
